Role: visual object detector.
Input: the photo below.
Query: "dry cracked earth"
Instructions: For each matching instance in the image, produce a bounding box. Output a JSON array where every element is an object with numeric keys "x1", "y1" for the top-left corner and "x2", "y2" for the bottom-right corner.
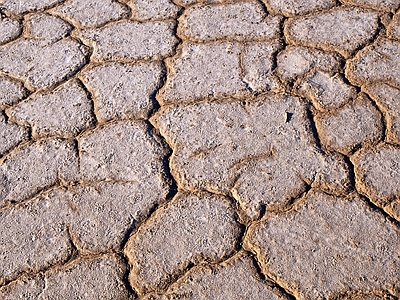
[{"x1": 0, "y1": 0, "x2": 400, "y2": 299}]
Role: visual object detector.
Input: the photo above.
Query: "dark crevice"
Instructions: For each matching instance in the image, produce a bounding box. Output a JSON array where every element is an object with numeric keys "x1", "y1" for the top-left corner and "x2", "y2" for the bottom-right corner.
[
  {"x1": 246, "y1": 251, "x2": 297, "y2": 300},
  {"x1": 342, "y1": 155, "x2": 356, "y2": 191},
  {"x1": 117, "y1": 253, "x2": 139, "y2": 299},
  {"x1": 347, "y1": 13, "x2": 386, "y2": 61},
  {"x1": 305, "y1": 104, "x2": 324, "y2": 154},
  {"x1": 359, "y1": 194, "x2": 400, "y2": 228},
  {"x1": 344, "y1": 155, "x2": 400, "y2": 227},
  {"x1": 364, "y1": 93, "x2": 389, "y2": 144},
  {"x1": 75, "y1": 78, "x2": 100, "y2": 127}
]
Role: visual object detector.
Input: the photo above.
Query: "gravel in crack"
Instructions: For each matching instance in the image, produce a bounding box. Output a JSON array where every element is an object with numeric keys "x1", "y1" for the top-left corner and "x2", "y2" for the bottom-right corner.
[
  {"x1": 0, "y1": 255, "x2": 131, "y2": 299},
  {"x1": 50, "y1": 0, "x2": 129, "y2": 28},
  {"x1": 80, "y1": 62, "x2": 164, "y2": 122},
  {"x1": 346, "y1": 39, "x2": 400, "y2": 88},
  {"x1": 145, "y1": 252, "x2": 287, "y2": 300},
  {"x1": 179, "y1": 1, "x2": 281, "y2": 42},
  {"x1": 153, "y1": 95, "x2": 350, "y2": 221},
  {"x1": 245, "y1": 190, "x2": 400, "y2": 300},
  {"x1": 364, "y1": 82, "x2": 400, "y2": 145},
  {"x1": 7, "y1": 80, "x2": 95, "y2": 138},
  {"x1": 76, "y1": 20, "x2": 178, "y2": 62},
  {"x1": 315, "y1": 94, "x2": 382, "y2": 155},
  {"x1": 353, "y1": 144, "x2": 400, "y2": 205},
  {"x1": 285, "y1": 6, "x2": 380, "y2": 57},
  {"x1": 0, "y1": 138, "x2": 78, "y2": 206},
  {"x1": 125, "y1": 192, "x2": 241, "y2": 294},
  {"x1": 0, "y1": 114, "x2": 29, "y2": 157},
  {"x1": 262, "y1": 0, "x2": 336, "y2": 17}
]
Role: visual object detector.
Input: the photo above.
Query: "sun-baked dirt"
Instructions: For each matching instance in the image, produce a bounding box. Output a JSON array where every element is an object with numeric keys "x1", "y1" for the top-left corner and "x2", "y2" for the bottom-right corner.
[{"x1": 1, "y1": 0, "x2": 399, "y2": 299}]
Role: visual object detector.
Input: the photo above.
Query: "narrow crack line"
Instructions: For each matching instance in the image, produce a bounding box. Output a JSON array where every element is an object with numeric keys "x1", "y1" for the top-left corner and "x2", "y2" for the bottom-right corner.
[
  {"x1": 0, "y1": 248, "x2": 126, "y2": 290},
  {"x1": 246, "y1": 250, "x2": 298, "y2": 300},
  {"x1": 0, "y1": 183, "x2": 60, "y2": 212},
  {"x1": 364, "y1": 92, "x2": 388, "y2": 144},
  {"x1": 137, "y1": 250, "x2": 250, "y2": 298},
  {"x1": 117, "y1": 5, "x2": 185, "y2": 295},
  {"x1": 65, "y1": 225, "x2": 80, "y2": 255},
  {"x1": 0, "y1": 136, "x2": 75, "y2": 164},
  {"x1": 71, "y1": 138, "x2": 81, "y2": 178},
  {"x1": 344, "y1": 154, "x2": 400, "y2": 227},
  {"x1": 345, "y1": 13, "x2": 387, "y2": 63},
  {"x1": 74, "y1": 77, "x2": 100, "y2": 127},
  {"x1": 244, "y1": 243, "x2": 301, "y2": 300}
]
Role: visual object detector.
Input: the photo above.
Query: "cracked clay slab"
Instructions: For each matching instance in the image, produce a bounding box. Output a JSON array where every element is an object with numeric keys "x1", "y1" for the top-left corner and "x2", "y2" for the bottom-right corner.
[
  {"x1": 7, "y1": 80, "x2": 95, "y2": 138},
  {"x1": 129, "y1": 0, "x2": 180, "y2": 21},
  {"x1": 62, "y1": 180, "x2": 169, "y2": 254},
  {"x1": 76, "y1": 20, "x2": 178, "y2": 62},
  {"x1": 81, "y1": 62, "x2": 164, "y2": 122},
  {"x1": 0, "y1": 76, "x2": 26, "y2": 108},
  {"x1": 276, "y1": 46, "x2": 341, "y2": 82},
  {"x1": 262, "y1": 0, "x2": 336, "y2": 17},
  {"x1": 149, "y1": 252, "x2": 286, "y2": 300},
  {"x1": 296, "y1": 71, "x2": 357, "y2": 111},
  {"x1": 78, "y1": 121, "x2": 168, "y2": 183},
  {"x1": 352, "y1": 144, "x2": 400, "y2": 205},
  {"x1": 0, "y1": 138, "x2": 78, "y2": 206},
  {"x1": 285, "y1": 6, "x2": 380, "y2": 57},
  {"x1": 25, "y1": 13, "x2": 72, "y2": 43},
  {"x1": 50, "y1": 0, "x2": 129, "y2": 28},
  {"x1": 0, "y1": 38, "x2": 87, "y2": 90},
  {"x1": 0, "y1": 114, "x2": 29, "y2": 156},
  {"x1": 340, "y1": 0, "x2": 400, "y2": 12},
  {"x1": 159, "y1": 41, "x2": 282, "y2": 103},
  {"x1": 153, "y1": 95, "x2": 350, "y2": 221},
  {"x1": 315, "y1": 94, "x2": 383, "y2": 155},
  {"x1": 346, "y1": 39, "x2": 400, "y2": 88},
  {"x1": 0, "y1": 0, "x2": 63, "y2": 14},
  {"x1": 0, "y1": 255, "x2": 131, "y2": 299},
  {"x1": 245, "y1": 190, "x2": 400, "y2": 300},
  {"x1": 364, "y1": 82, "x2": 400, "y2": 144},
  {"x1": 159, "y1": 42, "x2": 247, "y2": 103},
  {"x1": 0, "y1": 18, "x2": 21, "y2": 45},
  {"x1": 125, "y1": 192, "x2": 241, "y2": 294},
  {"x1": 0, "y1": 191, "x2": 72, "y2": 285},
  {"x1": 179, "y1": 2, "x2": 281, "y2": 42}
]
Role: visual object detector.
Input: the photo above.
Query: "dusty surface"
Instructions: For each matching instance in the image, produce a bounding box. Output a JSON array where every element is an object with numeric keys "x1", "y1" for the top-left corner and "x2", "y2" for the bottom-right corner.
[{"x1": 0, "y1": 0, "x2": 399, "y2": 299}]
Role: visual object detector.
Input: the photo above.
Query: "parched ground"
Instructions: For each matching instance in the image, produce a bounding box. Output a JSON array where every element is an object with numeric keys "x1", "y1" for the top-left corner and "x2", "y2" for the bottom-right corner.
[{"x1": 0, "y1": 0, "x2": 400, "y2": 299}]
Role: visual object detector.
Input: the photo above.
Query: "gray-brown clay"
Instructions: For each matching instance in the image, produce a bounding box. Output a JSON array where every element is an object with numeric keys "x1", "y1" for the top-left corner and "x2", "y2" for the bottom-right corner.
[{"x1": 1, "y1": 0, "x2": 400, "y2": 299}]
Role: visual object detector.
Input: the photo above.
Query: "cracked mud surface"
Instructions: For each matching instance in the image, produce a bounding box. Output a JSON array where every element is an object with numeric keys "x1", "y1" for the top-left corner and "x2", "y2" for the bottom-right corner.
[{"x1": 0, "y1": 0, "x2": 399, "y2": 299}]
